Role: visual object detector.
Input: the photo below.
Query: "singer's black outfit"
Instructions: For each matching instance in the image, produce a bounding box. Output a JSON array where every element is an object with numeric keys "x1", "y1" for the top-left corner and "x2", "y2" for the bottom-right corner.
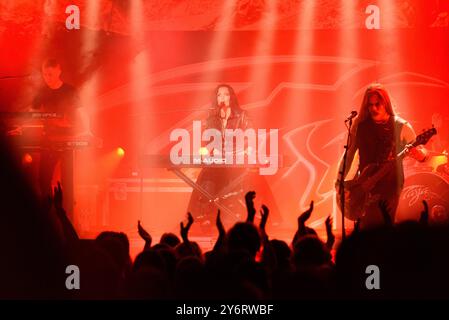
[{"x1": 187, "y1": 108, "x2": 281, "y2": 233}]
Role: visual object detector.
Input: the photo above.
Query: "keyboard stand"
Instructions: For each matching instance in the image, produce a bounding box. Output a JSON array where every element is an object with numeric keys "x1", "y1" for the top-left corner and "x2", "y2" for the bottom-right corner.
[{"x1": 168, "y1": 167, "x2": 237, "y2": 219}]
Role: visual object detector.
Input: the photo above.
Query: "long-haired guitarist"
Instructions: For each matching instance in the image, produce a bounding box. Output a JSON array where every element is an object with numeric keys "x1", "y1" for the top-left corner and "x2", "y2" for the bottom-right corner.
[{"x1": 336, "y1": 83, "x2": 428, "y2": 229}]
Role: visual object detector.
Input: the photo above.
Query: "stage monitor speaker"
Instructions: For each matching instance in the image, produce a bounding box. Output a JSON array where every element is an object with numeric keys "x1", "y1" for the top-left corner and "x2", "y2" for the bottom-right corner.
[
  {"x1": 73, "y1": 185, "x2": 103, "y2": 236},
  {"x1": 106, "y1": 178, "x2": 192, "y2": 235}
]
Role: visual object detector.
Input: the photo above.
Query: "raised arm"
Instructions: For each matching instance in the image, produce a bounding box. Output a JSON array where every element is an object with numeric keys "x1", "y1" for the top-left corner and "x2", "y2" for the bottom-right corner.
[
  {"x1": 212, "y1": 210, "x2": 226, "y2": 252},
  {"x1": 259, "y1": 204, "x2": 277, "y2": 274},
  {"x1": 137, "y1": 220, "x2": 152, "y2": 251},
  {"x1": 245, "y1": 191, "x2": 257, "y2": 223},
  {"x1": 325, "y1": 216, "x2": 335, "y2": 250},
  {"x1": 292, "y1": 200, "x2": 314, "y2": 245},
  {"x1": 180, "y1": 212, "x2": 194, "y2": 243},
  {"x1": 53, "y1": 182, "x2": 79, "y2": 245}
]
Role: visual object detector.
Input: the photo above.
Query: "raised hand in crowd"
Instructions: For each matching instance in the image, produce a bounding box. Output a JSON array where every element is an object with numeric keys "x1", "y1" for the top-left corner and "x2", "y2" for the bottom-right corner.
[
  {"x1": 138, "y1": 220, "x2": 152, "y2": 251},
  {"x1": 293, "y1": 200, "x2": 315, "y2": 245},
  {"x1": 53, "y1": 181, "x2": 63, "y2": 211},
  {"x1": 259, "y1": 204, "x2": 277, "y2": 274},
  {"x1": 298, "y1": 200, "x2": 314, "y2": 225},
  {"x1": 325, "y1": 215, "x2": 335, "y2": 250},
  {"x1": 180, "y1": 212, "x2": 194, "y2": 243},
  {"x1": 298, "y1": 200, "x2": 314, "y2": 234},
  {"x1": 52, "y1": 181, "x2": 79, "y2": 243},
  {"x1": 259, "y1": 204, "x2": 269, "y2": 239},
  {"x1": 216, "y1": 209, "x2": 225, "y2": 236},
  {"x1": 419, "y1": 200, "x2": 429, "y2": 225},
  {"x1": 245, "y1": 191, "x2": 257, "y2": 223},
  {"x1": 213, "y1": 209, "x2": 226, "y2": 252},
  {"x1": 378, "y1": 200, "x2": 393, "y2": 226}
]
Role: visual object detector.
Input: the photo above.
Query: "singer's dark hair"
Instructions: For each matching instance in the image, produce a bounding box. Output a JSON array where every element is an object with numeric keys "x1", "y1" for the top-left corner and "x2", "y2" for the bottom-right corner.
[{"x1": 211, "y1": 84, "x2": 244, "y2": 116}]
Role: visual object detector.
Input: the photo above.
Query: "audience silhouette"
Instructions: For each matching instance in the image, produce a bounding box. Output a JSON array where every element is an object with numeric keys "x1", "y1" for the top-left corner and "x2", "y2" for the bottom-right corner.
[{"x1": 1, "y1": 136, "x2": 449, "y2": 299}]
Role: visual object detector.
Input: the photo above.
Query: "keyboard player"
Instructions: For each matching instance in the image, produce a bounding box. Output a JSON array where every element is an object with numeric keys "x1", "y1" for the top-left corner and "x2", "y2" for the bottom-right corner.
[{"x1": 8, "y1": 58, "x2": 90, "y2": 207}]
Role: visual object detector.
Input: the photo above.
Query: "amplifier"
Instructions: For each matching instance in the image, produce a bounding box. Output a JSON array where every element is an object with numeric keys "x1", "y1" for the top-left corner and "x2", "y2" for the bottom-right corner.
[
  {"x1": 105, "y1": 178, "x2": 193, "y2": 234},
  {"x1": 73, "y1": 185, "x2": 103, "y2": 236}
]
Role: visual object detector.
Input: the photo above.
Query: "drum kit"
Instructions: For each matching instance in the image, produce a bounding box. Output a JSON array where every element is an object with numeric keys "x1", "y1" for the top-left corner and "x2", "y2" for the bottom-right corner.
[{"x1": 397, "y1": 150, "x2": 449, "y2": 223}]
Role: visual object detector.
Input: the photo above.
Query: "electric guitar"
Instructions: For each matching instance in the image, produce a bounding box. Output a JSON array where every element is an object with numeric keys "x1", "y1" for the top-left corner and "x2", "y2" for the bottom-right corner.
[{"x1": 337, "y1": 127, "x2": 437, "y2": 221}]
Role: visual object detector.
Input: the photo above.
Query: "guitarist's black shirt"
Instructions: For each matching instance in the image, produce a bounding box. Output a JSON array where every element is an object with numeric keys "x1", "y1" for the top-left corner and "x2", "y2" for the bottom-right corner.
[{"x1": 356, "y1": 116, "x2": 407, "y2": 194}]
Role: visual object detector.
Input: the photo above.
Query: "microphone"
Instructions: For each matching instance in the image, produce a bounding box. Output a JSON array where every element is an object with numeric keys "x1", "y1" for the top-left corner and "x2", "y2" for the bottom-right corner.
[{"x1": 345, "y1": 111, "x2": 358, "y2": 122}]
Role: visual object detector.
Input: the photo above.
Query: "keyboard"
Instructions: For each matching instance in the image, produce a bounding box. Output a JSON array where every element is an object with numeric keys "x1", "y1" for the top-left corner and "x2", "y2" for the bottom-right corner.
[
  {"x1": 0, "y1": 112, "x2": 64, "y2": 119},
  {"x1": 140, "y1": 154, "x2": 288, "y2": 168}
]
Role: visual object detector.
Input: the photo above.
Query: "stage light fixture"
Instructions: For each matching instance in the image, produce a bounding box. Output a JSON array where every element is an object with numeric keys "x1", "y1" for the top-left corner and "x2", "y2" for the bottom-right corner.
[
  {"x1": 117, "y1": 147, "x2": 125, "y2": 157},
  {"x1": 22, "y1": 153, "x2": 33, "y2": 165}
]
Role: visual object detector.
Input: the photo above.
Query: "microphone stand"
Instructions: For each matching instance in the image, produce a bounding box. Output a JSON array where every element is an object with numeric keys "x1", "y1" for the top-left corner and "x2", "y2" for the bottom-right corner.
[{"x1": 338, "y1": 117, "x2": 354, "y2": 241}]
